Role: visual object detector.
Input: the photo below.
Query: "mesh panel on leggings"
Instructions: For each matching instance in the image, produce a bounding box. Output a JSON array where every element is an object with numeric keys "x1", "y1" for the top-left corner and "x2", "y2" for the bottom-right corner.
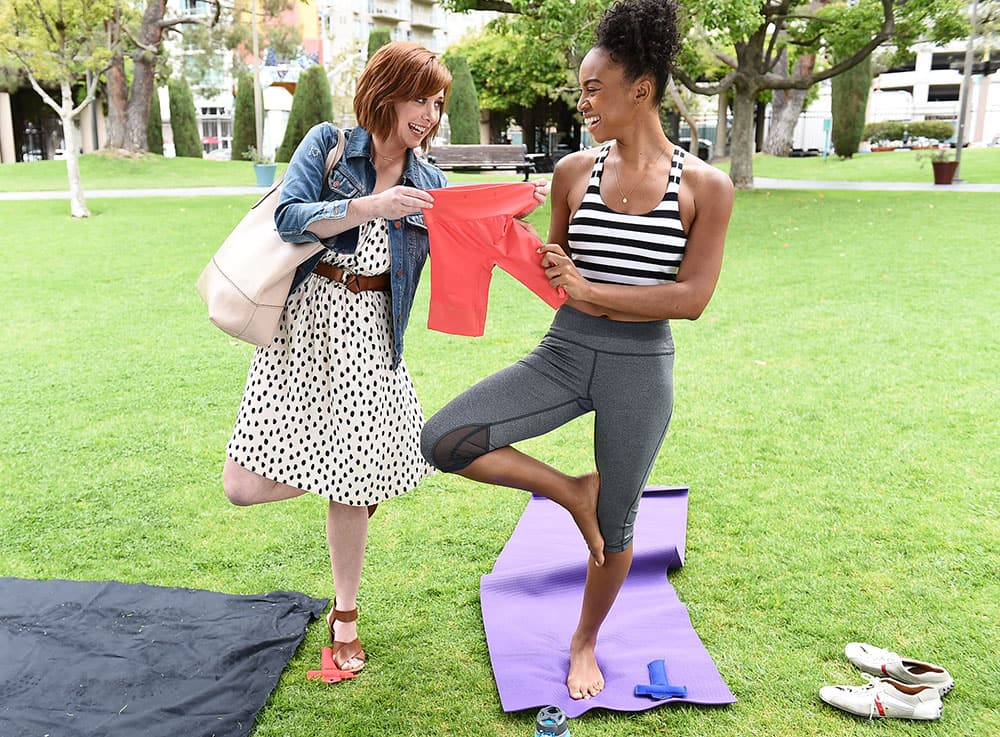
[{"x1": 431, "y1": 425, "x2": 490, "y2": 472}]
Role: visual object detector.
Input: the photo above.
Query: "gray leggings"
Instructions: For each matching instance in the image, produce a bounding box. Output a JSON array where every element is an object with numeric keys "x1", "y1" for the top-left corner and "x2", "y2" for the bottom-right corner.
[{"x1": 421, "y1": 305, "x2": 675, "y2": 552}]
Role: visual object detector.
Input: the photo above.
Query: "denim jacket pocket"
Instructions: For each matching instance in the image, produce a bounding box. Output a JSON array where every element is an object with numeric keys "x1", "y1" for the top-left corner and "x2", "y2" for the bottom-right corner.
[
  {"x1": 403, "y1": 212, "x2": 428, "y2": 232},
  {"x1": 327, "y1": 171, "x2": 361, "y2": 201},
  {"x1": 402, "y1": 214, "x2": 429, "y2": 265}
]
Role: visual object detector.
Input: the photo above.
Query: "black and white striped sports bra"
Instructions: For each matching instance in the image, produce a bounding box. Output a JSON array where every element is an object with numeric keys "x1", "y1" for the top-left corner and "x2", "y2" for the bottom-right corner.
[{"x1": 567, "y1": 143, "x2": 687, "y2": 286}]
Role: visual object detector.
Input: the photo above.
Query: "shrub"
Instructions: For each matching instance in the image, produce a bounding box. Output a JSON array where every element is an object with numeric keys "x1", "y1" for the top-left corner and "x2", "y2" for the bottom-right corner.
[
  {"x1": 275, "y1": 65, "x2": 333, "y2": 163},
  {"x1": 230, "y1": 70, "x2": 257, "y2": 163},
  {"x1": 863, "y1": 120, "x2": 955, "y2": 145},
  {"x1": 368, "y1": 29, "x2": 391, "y2": 62},
  {"x1": 443, "y1": 54, "x2": 480, "y2": 144},
  {"x1": 831, "y1": 55, "x2": 872, "y2": 158},
  {"x1": 147, "y1": 87, "x2": 163, "y2": 156},
  {"x1": 863, "y1": 120, "x2": 907, "y2": 143},
  {"x1": 167, "y1": 77, "x2": 203, "y2": 158},
  {"x1": 909, "y1": 120, "x2": 954, "y2": 141}
]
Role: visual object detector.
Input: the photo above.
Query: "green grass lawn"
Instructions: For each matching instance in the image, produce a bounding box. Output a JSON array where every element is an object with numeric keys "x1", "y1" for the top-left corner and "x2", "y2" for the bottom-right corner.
[
  {"x1": 0, "y1": 152, "x2": 531, "y2": 192},
  {"x1": 0, "y1": 151, "x2": 278, "y2": 191},
  {"x1": 1, "y1": 180, "x2": 997, "y2": 736},
  {"x1": 2, "y1": 145, "x2": 996, "y2": 194},
  {"x1": 717, "y1": 146, "x2": 1000, "y2": 184}
]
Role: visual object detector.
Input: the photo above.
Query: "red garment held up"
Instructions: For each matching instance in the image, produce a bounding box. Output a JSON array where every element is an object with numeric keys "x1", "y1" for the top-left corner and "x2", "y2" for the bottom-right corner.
[{"x1": 422, "y1": 182, "x2": 566, "y2": 336}]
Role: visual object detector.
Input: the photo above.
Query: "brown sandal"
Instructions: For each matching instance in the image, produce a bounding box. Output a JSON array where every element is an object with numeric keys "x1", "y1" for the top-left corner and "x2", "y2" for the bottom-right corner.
[{"x1": 326, "y1": 604, "x2": 366, "y2": 673}]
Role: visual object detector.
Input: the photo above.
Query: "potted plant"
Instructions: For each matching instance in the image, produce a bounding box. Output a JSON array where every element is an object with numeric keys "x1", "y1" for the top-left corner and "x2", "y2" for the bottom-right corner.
[
  {"x1": 916, "y1": 146, "x2": 958, "y2": 185},
  {"x1": 243, "y1": 146, "x2": 278, "y2": 187}
]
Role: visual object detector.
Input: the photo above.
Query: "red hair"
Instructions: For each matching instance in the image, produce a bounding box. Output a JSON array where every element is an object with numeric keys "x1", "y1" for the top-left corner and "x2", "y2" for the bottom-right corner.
[{"x1": 354, "y1": 42, "x2": 452, "y2": 150}]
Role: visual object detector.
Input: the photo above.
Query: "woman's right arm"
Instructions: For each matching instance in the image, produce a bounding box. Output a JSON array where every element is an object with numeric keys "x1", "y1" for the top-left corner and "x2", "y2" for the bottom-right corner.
[{"x1": 275, "y1": 124, "x2": 433, "y2": 244}]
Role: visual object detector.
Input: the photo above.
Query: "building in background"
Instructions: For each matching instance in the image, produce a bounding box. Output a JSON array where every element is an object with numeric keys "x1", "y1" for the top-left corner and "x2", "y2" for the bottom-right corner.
[
  {"x1": 158, "y1": 0, "x2": 482, "y2": 159},
  {"x1": 207, "y1": 0, "x2": 494, "y2": 159},
  {"x1": 868, "y1": 41, "x2": 1000, "y2": 146}
]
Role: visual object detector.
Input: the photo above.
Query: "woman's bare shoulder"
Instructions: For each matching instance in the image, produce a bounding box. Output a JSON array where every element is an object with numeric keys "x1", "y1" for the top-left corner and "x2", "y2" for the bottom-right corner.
[
  {"x1": 553, "y1": 147, "x2": 603, "y2": 181},
  {"x1": 680, "y1": 152, "x2": 734, "y2": 201}
]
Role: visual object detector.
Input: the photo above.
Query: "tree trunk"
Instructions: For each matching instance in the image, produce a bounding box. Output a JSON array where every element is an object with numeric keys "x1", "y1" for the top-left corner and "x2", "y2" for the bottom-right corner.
[
  {"x1": 60, "y1": 81, "x2": 90, "y2": 218},
  {"x1": 111, "y1": 1, "x2": 168, "y2": 154},
  {"x1": 105, "y1": 53, "x2": 128, "y2": 150},
  {"x1": 666, "y1": 79, "x2": 699, "y2": 157},
  {"x1": 729, "y1": 88, "x2": 756, "y2": 189},
  {"x1": 715, "y1": 93, "x2": 728, "y2": 159},
  {"x1": 124, "y1": 50, "x2": 159, "y2": 152},
  {"x1": 764, "y1": 50, "x2": 817, "y2": 156}
]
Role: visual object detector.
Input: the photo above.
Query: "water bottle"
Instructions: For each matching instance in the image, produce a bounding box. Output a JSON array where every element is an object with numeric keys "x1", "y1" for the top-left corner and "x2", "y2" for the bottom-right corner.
[{"x1": 534, "y1": 705, "x2": 570, "y2": 737}]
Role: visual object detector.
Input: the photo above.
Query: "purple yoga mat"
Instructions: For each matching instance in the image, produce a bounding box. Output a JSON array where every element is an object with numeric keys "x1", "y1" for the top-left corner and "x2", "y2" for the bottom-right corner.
[{"x1": 480, "y1": 486, "x2": 736, "y2": 717}]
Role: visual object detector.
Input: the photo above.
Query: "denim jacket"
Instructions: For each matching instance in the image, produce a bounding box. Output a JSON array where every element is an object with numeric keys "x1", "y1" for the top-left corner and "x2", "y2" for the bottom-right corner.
[{"x1": 274, "y1": 123, "x2": 447, "y2": 368}]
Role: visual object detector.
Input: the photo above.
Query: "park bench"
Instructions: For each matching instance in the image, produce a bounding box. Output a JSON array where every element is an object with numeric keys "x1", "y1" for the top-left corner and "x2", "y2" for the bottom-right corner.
[{"x1": 427, "y1": 144, "x2": 535, "y2": 180}]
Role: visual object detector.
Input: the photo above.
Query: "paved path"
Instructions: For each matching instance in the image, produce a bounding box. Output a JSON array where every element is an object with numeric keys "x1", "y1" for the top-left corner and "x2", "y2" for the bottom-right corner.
[
  {"x1": 753, "y1": 177, "x2": 1000, "y2": 192},
  {"x1": 2, "y1": 179, "x2": 998, "y2": 201}
]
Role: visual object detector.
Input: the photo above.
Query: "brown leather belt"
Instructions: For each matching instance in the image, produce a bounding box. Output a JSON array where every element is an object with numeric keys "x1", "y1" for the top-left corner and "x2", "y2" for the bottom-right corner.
[{"x1": 313, "y1": 262, "x2": 391, "y2": 294}]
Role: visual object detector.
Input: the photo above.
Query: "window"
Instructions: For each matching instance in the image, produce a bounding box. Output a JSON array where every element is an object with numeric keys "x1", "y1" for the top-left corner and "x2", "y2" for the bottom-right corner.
[
  {"x1": 926, "y1": 84, "x2": 960, "y2": 102},
  {"x1": 930, "y1": 52, "x2": 964, "y2": 71},
  {"x1": 199, "y1": 107, "x2": 232, "y2": 155},
  {"x1": 182, "y1": 0, "x2": 213, "y2": 15}
]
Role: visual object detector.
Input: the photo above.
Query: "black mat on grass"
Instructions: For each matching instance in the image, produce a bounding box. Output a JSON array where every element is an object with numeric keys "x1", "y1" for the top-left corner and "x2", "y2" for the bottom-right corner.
[{"x1": 0, "y1": 577, "x2": 327, "y2": 737}]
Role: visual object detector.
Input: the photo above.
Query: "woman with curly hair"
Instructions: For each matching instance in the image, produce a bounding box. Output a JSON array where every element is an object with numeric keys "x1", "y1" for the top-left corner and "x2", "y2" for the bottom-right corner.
[{"x1": 421, "y1": 0, "x2": 733, "y2": 699}]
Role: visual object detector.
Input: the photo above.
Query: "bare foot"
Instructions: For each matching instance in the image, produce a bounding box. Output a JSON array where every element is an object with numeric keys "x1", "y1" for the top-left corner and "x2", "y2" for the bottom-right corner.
[
  {"x1": 568, "y1": 472, "x2": 605, "y2": 566},
  {"x1": 567, "y1": 638, "x2": 605, "y2": 700}
]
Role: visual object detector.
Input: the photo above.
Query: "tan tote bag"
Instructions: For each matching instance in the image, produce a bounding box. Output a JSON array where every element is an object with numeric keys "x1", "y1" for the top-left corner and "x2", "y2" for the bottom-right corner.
[{"x1": 196, "y1": 132, "x2": 347, "y2": 345}]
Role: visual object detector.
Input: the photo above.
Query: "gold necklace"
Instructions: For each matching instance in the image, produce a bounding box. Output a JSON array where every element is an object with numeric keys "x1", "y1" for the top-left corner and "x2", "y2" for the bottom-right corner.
[
  {"x1": 611, "y1": 144, "x2": 669, "y2": 204},
  {"x1": 374, "y1": 148, "x2": 402, "y2": 163}
]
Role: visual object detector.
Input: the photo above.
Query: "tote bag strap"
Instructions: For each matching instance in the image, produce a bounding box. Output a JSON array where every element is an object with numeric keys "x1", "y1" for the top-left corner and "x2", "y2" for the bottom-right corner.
[{"x1": 322, "y1": 127, "x2": 347, "y2": 181}]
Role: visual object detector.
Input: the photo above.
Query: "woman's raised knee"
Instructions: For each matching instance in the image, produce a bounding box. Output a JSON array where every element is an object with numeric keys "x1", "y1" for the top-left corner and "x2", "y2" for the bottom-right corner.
[
  {"x1": 222, "y1": 459, "x2": 259, "y2": 506},
  {"x1": 420, "y1": 420, "x2": 489, "y2": 472}
]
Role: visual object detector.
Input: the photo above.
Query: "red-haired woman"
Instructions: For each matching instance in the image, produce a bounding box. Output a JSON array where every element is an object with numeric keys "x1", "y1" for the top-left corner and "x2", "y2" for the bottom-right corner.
[{"x1": 222, "y1": 43, "x2": 450, "y2": 674}]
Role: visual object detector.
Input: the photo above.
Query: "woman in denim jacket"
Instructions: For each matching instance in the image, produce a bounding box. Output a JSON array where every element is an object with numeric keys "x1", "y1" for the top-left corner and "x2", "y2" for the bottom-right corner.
[{"x1": 221, "y1": 42, "x2": 452, "y2": 674}]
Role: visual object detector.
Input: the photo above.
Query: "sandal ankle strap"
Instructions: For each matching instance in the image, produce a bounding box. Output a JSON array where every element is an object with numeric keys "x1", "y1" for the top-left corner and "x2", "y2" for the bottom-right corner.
[{"x1": 330, "y1": 606, "x2": 358, "y2": 623}]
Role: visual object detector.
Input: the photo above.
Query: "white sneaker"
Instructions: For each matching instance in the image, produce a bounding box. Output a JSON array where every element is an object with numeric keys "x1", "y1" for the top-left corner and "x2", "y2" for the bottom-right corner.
[
  {"x1": 845, "y1": 642, "x2": 954, "y2": 695},
  {"x1": 820, "y1": 676, "x2": 943, "y2": 720}
]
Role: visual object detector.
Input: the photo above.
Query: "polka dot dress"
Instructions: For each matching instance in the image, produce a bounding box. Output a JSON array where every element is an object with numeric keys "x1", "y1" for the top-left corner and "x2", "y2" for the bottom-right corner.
[{"x1": 227, "y1": 218, "x2": 433, "y2": 505}]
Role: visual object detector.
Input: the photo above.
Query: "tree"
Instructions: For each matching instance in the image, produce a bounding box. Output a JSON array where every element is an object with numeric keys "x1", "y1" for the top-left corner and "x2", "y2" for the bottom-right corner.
[
  {"x1": 367, "y1": 28, "x2": 391, "y2": 61},
  {"x1": 831, "y1": 53, "x2": 872, "y2": 158},
  {"x1": 0, "y1": 0, "x2": 116, "y2": 218},
  {"x1": 0, "y1": 62, "x2": 22, "y2": 93},
  {"x1": 104, "y1": 0, "x2": 296, "y2": 154},
  {"x1": 168, "y1": 76, "x2": 202, "y2": 158},
  {"x1": 449, "y1": 2, "x2": 970, "y2": 187},
  {"x1": 443, "y1": 54, "x2": 481, "y2": 143},
  {"x1": 672, "y1": 0, "x2": 967, "y2": 188},
  {"x1": 230, "y1": 70, "x2": 256, "y2": 162},
  {"x1": 275, "y1": 64, "x2": 332, "y2": 163},
  {"x1": 104, "y1": 1, "x2": 217, "y2": 153},
  {"x1": 762, "y1": 47, "x2": 820, "y2": 156},
  {"x1": 447, "y1": 20, "x2": 577, "y2": 145},
  {"x1": 147, "y1": 85, "x2": 163, "y2": 154},
  {"x1": 445, "y1": 1, "x2": 605, "y2": 69}
]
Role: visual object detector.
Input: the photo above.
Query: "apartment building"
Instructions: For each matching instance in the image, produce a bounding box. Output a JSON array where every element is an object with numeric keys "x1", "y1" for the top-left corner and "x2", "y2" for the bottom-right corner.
[
  {"x1": 192, "y1": 0, "x2": 493, "y2": 158},
  {"x1": 868, "y1": 41, "x2": 1000, "y2": 145}
]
